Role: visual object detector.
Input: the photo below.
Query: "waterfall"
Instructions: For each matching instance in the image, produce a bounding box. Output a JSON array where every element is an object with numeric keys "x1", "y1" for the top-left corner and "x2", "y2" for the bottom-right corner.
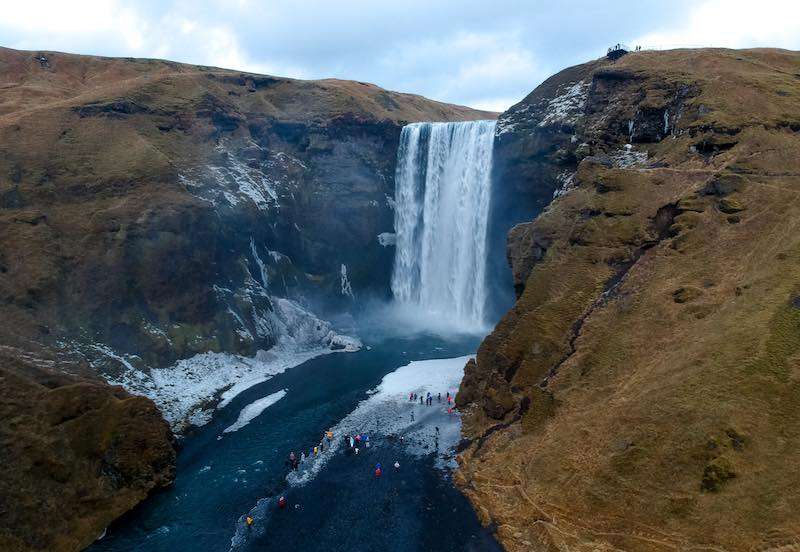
[{"x1": 391, "y1": 120, "x2": 496, "y2": 329}]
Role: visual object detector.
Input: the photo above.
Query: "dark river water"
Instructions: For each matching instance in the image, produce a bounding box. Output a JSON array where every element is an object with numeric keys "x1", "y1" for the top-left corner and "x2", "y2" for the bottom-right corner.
[{"x1": 90, "y1": 331, "x2": 501, "y2": 552}]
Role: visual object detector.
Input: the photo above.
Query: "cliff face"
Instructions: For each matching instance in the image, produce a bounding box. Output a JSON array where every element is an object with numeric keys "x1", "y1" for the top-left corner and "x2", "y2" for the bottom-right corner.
[
  {"x1": 0, "y1": 47, "x2": 491, "y2": 374},
  {"x1": 457, "y1": 48, "x2": 800, "y2": 550},
  {"x1": 0, "y1": 47, "x2": 491, "y2": 550}
]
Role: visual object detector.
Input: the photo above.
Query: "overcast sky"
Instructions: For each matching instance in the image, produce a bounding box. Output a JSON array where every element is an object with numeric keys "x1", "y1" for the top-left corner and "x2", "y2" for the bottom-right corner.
[{"x1": 2, "y1": 0, "x2": 799, "y2": 111}]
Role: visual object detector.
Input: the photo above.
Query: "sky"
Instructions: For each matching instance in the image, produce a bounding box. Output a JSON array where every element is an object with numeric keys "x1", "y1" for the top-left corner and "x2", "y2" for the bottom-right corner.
[{"x1": 1, "y1": 0, "x2": 799, "y2": 111}]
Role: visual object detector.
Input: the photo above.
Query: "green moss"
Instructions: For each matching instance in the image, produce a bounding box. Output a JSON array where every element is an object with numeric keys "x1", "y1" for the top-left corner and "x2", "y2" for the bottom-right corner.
[
  {"x1": 701, "y1": 456, "x2": 736, "y2": 492},
  {"x1": 718, "y1": 197, "x2": 745, "y2": 213},
  {"x1": 678, "y1": 196, "x2": 706, "y2": 213}
]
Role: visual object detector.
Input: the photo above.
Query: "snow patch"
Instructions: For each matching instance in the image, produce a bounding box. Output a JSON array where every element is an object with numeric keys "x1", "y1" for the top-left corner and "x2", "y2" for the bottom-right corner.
[
  {"x1": 249, "y1": 237, "x2": 269, "y2": 289},
  {"x1": 340, "y1": 264, "x2": 354, "y2": 298},
  {"x1": 611, "y1": 145, "x2": 649, "y2": 168},
  {"x1": 223, "y1": 390, "x2": 287, "y2": 433},
  {"x1": 102, "y1": 297, "x2": 360, "y2": 430}
]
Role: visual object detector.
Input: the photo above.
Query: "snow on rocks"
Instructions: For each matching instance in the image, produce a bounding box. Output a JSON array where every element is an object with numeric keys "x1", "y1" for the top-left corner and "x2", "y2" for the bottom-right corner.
[
  {"x1": 101, "y1": 297, "x2": 360, "y2": 432},
  {"x1": 495, "y1": 104, "x2": 530, "y2": 136},
  {"x1": 610, "y1": 144, "x2": 649, "y2": 168},
  {"x1": 495, "y1": 80, "x2": 588, "y2": 137},
  {"x1": 538, "y1": 80, "x2": 588, "y2": 128},
  {"x1": 340, "y1": 264, "x2": 354, "y2": 298},
  {"x1": 178, "y1": 142, "x2": 306, "y2": 212},
  {"x1": 553, "y1": 171, "x2": 577, "y2": 198}
]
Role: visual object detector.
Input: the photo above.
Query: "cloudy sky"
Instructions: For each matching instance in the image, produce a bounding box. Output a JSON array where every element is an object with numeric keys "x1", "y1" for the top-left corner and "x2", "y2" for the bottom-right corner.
[{"x1": 2, "y1": 0, "x2": 799, "y2": 111}]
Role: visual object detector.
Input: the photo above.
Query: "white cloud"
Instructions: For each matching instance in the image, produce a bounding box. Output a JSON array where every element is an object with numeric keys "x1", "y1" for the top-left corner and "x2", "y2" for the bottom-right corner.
[
  {"x1": 379, "y1": 29, "x2": 542, "y2": 109},
  {"x1": 632, "y1": 0, "x2": 800, "y2": 50},
  {"x1": 1, "y1": 0, "x2": 147, "y2": 51},
  {"x1": 1, "y1": 0, "x2": 799, "y2": 112}
]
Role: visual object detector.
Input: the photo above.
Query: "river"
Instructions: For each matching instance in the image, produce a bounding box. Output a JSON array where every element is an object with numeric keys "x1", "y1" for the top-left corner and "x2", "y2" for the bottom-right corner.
[{"x1": 90, "y1": 330, "x2": 500, "y2": 552}]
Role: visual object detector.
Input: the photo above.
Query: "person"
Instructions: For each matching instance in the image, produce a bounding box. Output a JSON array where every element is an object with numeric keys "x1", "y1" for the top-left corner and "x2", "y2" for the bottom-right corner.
[
  {"x1": 375, "y1": 463, "x2": 382, "y2": 477},
  {"x1": 349, "y1": 435, "x2": 355, "y2": 448},
  {"x1": 355, "y1": 447, "x2": 360, "y2": 455},
  {"x1": 289, "y1": 451, "x2": 298, "y2": 471},
  {"x1": 394, "y1": 461, "x2": 400, "y2": 470},
  {"x1": 246, "y1": 516, "x2": 254, "y2": 527},
  {"x1": 278, "y1": 496, "x2": 287, "y2": 509},
  {"x1": 300, "y1": 451, "x2": 306, "y2": 463},
  {"x1": 364, "y1": 434, "x2": 370, "y2": 448},
  {"x1": 437, "y1": 392, "x2": 441, "y2": 403},
  {"x1": 409, "y1": 392, "x2": 414, "y2": 402},
  {"x1": 313, "y1": 446, "x2": 319, "y2": 456},
  {"x1": 327, "y1": 430, "x2": 334, "y2": 442},
  {"x1": 419, "y1": 395, "x2": 423, "y2": 405}
]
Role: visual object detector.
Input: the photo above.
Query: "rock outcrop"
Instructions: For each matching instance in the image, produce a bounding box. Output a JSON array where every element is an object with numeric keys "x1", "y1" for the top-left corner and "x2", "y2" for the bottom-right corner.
[
  {"x1": 458, "y1": 48, "x2": 800, "y2": 550},
  {"x1": 0, "y1": 348, "x2": 175, "y2": 552},
  {"x1": 0, "y1": 47, "x2": 491, "y2": 550}
]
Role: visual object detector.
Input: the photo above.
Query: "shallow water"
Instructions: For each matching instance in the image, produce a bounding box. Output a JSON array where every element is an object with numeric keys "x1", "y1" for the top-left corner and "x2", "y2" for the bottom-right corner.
[{"x1": 91, "y1": 332, "x2": 500, "y2": 552}]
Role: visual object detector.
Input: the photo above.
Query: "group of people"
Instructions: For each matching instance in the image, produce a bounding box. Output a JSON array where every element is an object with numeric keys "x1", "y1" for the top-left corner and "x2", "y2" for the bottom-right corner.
[
  {"x1": 343, "y1": 432, "x2": 371, "y2": 455},
  {"x1": 258, "y1": 391, "x2": 455, "y2": 526},
  {"x1": 408, "y1": 390, "x2": 453, "y2": 406},
  {"x1": 286, "y1": 430, "x2": 335, "y2": 471}
]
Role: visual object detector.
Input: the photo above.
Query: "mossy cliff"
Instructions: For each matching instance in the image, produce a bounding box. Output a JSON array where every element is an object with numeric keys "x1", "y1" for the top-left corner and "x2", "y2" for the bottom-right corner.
[{"x1": 457, "y1": 48, "x2": 800, "y2": 550}]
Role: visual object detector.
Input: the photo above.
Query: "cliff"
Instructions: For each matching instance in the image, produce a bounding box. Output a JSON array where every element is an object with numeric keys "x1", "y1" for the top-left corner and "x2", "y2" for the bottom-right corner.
[
  {"x1": 0, "y1": 348, "x2": 175, "y2": 552},
  {"x1": 0, "y1": 47, "x2": 491, "y2": 550},
  {"x1": 458, "y1": 48, "x2": 800, "y2": 550}
]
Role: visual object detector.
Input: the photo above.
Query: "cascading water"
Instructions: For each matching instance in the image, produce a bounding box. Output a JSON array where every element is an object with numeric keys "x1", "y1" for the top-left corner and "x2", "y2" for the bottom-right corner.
[{"x1": 391, "y1": 120, "x2": 496, "y2": 330}]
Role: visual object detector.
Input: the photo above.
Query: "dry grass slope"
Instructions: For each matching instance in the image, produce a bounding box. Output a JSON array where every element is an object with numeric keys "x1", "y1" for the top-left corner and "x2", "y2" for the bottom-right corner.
[{"x1": 457, "y1": 48, "x2": 800, "y2": 551}]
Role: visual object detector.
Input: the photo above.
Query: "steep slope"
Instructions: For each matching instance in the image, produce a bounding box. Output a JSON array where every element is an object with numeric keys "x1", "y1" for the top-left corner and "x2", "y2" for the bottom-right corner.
[
  {"x1": 457, "y1": 48, "x2": 800, "y2": 550},
  {"x1": 0, "y1": 47, "x2": 492, "y2": 551},
  {"x1": 0, "y1": 348, "x2": 175, "y2": 552}
]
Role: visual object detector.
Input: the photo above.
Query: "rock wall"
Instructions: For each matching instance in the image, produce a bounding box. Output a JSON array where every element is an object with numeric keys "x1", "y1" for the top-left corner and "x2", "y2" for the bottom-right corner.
[
  {"x1": 457, "y1": 48, "x2": 800, "y2": 550},
  {"x1": 0, "y1": 46, "x2": 492, "y2": 373}
]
